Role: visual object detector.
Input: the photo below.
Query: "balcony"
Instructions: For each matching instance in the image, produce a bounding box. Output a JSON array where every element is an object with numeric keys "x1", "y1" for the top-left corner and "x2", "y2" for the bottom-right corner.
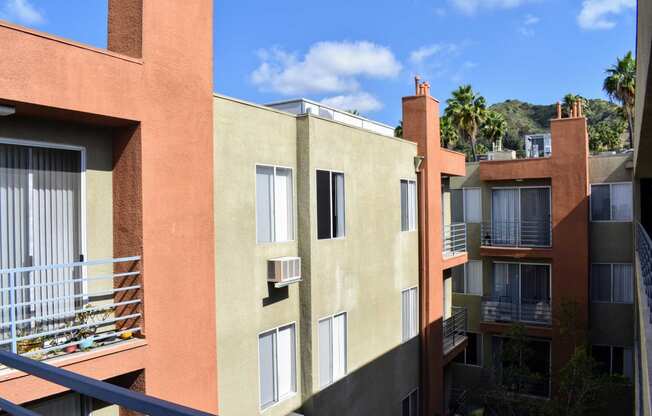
[
  {"x1": 443, "y1": 223, "x2": 467, "y2": 257},
  {"x1": 481, "y1": 296, "x2": 552, "y2": 326},
  {"x1": 0, "y1": 257, "x2": 142, "y2": 363},
  {"x1": 443, "y1": 306, "x2": 467, "y2": 355},
  {"x1": 481, "y1": 221, "x2": 552, "y2": 248}
]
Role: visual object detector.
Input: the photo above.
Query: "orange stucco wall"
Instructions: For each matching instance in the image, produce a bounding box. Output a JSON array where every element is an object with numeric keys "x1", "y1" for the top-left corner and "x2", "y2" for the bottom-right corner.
[
  {"x1": 402, "y1": 89, "x2": 467, "y2": 416},
  {"x1": 480, "y1": 116, "x2": 590, "y2": 384},
  {"x1": 0, "y1": 1, "x2": 217, "y2": 413}
]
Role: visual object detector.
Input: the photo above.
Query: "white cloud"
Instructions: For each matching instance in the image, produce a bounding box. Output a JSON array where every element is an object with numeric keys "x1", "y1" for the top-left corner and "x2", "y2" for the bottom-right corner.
[
  {"x1": 0, "y1": 0, "x2": 44, "y2": 25},
  {"x1": 449, "y1": 0, "x2": 534, "y2": 15},
  {"x1": 251, "y1": 41, "x2": 402, "y2": 96},
  {"x1": 409, "y1": 44, "x2": 459, "y2": 64},
  {"x1": 577, "y1": 0, "x2": 635, "y2": 30},
  {"x1": 320, "y1": 92, "x2": 383, "y2": 113},
  {"x1": 519, "y1": 14, "x2": 540, "y2": 36}
]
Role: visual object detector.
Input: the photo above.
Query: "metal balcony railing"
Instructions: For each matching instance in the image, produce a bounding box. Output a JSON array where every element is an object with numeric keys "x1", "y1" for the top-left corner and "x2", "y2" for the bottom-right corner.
[
  {"x1": 481, "y1": 220, "x2": 552, "y2": 248},
  {"x1": 481, "y1": 296, "x2": 552, "y2": 325},
  {"x1": 0, "y1": 256, "x2": 142, "y2": 361},
  {"x1": 443, "y1": 306, "x2": 467, "y2": 353},
  {"x1": 443, "y1": 223, "x2": 467, "y2": 257},
  {"x1": 637, "y1": 223, "x2": 652, "y2": 320}
]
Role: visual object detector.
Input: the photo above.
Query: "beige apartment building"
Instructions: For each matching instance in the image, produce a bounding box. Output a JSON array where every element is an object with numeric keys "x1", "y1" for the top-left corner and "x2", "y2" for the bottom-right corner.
[{"x1": 213, "y1": 95, "x2": 422, "y2": 415}]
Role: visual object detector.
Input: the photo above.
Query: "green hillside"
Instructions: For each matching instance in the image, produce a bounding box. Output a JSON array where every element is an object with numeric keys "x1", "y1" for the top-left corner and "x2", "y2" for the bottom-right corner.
[{"x1": 486, "y1": 98, "x2": 626, "y2": 153}]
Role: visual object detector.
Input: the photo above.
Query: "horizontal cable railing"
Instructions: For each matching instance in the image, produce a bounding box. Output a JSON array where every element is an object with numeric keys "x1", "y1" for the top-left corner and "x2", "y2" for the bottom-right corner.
[
  {"x1": 481, "y1": 220, "x2": 551, "y2": 248},
  {"x1": 443, "y1": 223, "x2": 467, "y2": 257},
  {"x1": 443, "y1": 306, "x2": 467, "y2": 353},
  {"x1": 0, "y1": 256, "x2": 141, "y2": 361},
  {"x1": 481, "y1": 296, "x2": 552, "y2": 325}
]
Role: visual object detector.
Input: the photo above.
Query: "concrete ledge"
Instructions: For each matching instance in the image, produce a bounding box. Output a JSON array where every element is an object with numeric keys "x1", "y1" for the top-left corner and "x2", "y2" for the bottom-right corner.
[
  {"x1": 442, "y1": 252, "x2": 468, "y2": 270},
  {"x1": 0, "y1": 339, "x2": 147, "y2": 404},
  {"x1": 440, "y1": 148, "x2": 467, "y2": 176},
  {"x1": 480, "y1": 246, "x2": 553, "y2": 259}
]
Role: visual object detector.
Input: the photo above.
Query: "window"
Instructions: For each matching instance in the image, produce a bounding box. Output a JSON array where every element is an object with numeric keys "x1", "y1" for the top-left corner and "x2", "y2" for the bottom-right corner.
[
  {"x1": 256, "y1": 165, "x2": 294, "y2": 243},
  {"x1": 453, "y1": 261, "x2": 483, "y2": 295},
  {"x1": 590, "y1": 183, "x2": 632, "y2": 221},
  {"x1": 317, "y1": 170, "x2": 345, "y2": 239},
  {"x1": 401, "y1": 389, "x2": 418, "y2": 416},
  {"x1": 318, "y1": 313, "x2": 347, "y2": 388},
  {"x1": 491, "y1": 187, "x2": 551, "y2": 247},
  {"x1": 402, "y1": 287, "x2": 419, "y2": 342},
  {"x1": 453, "y1": 332, "x2": 482, "y2": 366},
  {"x1": 259, "y1": 324, "x2": 296, "y2": 409},
  {"x1": 463, "y1": 188, "x2": 482, "y2": 223},
  {"x1": 592, "y1": 345, "x2": 633, "y2": 378},
  {"x1": 591, "y1": 263, "x2": 633, "y2": 303},
  {"x1": 401, "y1": 179, "x2": 417, "y2": 231}
]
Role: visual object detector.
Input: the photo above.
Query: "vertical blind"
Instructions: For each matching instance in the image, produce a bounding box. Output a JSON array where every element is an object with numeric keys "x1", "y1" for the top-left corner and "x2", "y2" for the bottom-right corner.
[
  {"x1": 465, "y1": 260, "x2": 483, "y2": 295},
  {"x1": 0, "y1": 144, "x2": 81, "y2": 339},
  {"x1": 492, "y1": 189, "x2": 519, "y2": 245},
  {"x1": 591, "y1": 263, "x2": 633, "y2": 303},
  {"x1": 401, "y1": 180, "x2": 417, "y2": 231},
  {"x1": 402, "y1": 287, "x2": 418, "y2": 341},
  {"x1": 463, "y1": 188, "x2": 481, "y2": 223},
  {"x1": 319, "y1": 313, "x2": 346, "y2": 387},
  {"x1": 258, "y1": 324, "x2": 296, "y2": 408}
]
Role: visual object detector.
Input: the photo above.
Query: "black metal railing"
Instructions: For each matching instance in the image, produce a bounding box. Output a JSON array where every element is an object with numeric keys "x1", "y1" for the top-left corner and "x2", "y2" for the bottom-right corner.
[
  {"x1": 481, "y1": 220, "x2": 551, "y2": 248},
  {"x1": 0, "y1": 349, "x2": 215, "y2": 415},
  {"x1": 443, "y1": 306, "x2": 467, "y2": 353},
  {"x1": 637, "y1": 223, "x2": 652, "y2": 322},
  {"x1": 481, "y1": 296, "x2": 552, "y2": 325}
]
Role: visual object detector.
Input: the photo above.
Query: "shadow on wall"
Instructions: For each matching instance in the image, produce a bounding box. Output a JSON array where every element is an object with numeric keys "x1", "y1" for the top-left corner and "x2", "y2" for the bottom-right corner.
[{"x1": 293, "y1": 336, "x2": 421, "y2": 416}]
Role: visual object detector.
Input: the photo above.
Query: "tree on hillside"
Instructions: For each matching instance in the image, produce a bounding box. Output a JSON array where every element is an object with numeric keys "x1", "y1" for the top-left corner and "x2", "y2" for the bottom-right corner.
[
  {"x1": 589, "y1": 119, "x2": 626, "y2": 152},
  {"x1": 563, "y1": 94, "x2": 586, "y2": 117},
  {"x1": 481, "y1": 111, "x2": 507, "y2": 149},
  {"x1": 445, "y1": 85, "x2": 487, "y2": 161},
  {"x1": 440, "y1": 116, "x2": 459, "y2": 148},
  {"x1": 603, "y1": 51, "x2": 636, "y2": 148}
]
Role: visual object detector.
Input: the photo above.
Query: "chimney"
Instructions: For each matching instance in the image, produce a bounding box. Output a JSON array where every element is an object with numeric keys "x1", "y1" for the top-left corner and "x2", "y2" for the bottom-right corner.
[
  {"x1": 556, "y1": 102, "x2": 562, "y2": 119},
  {"x1": 415, "y1": 75, "x2": 421, "y2": 95}
]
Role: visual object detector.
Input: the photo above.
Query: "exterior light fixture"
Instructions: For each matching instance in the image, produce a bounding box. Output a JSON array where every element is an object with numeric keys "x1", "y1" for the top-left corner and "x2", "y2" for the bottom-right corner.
[
  {"x1": 0, "y1": 105, "x2": 15, "y2": 116},
  {"x1": 414, "y1": 156, "x2": 425, "y2": 173}
]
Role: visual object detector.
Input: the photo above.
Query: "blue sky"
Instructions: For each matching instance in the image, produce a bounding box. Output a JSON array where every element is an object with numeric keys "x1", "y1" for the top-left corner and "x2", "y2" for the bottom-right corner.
[{"x1": 0, "y1": 0, "x2": 637, "y2": 126}]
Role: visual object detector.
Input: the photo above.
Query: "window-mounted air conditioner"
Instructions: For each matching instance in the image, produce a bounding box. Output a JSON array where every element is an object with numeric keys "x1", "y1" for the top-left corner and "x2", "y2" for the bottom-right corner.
[{"x1": 268, "y1": 257, "x2": 302, "y2": 288}]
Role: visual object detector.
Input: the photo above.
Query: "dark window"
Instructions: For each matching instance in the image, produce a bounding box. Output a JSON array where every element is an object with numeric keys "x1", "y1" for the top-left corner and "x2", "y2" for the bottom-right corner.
[
  {"x1": 401, "y1": 390, "x2": 418, "y2": 416},
  {"x1": 316, "y1": 170, "x2": 345, "y2": 239},
  {"x1": 453, "y1": 333, "x2": 481, "y2": 366},
  {"x1": 592, "y1": 345, "x2": 611, "y2": 375},
  {"x1": 590, "y1": 184, "x2": 611, "y2": 221}
]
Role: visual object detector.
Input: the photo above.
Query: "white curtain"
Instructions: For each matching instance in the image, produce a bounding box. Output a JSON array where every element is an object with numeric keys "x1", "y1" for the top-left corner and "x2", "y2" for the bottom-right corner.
[
  {"x1": 332, "y1": 313, "x2": 347, "y2": 380},
  {"x1": 464, "y1": 188, "x2": 482, "y2": 223},
  {"x1": 408, "y1": 181, "x2": 417, "y2": 230},
  {"x1": 613, "y1": 264, "x2": 633, "y2": 303},
  {"x1": 611, "y1": 183, "x2": 632, "y2": 221},
  {"x1": 274, "y1": 168, "x2": 293, "y2": 242},
  {"x1": 520, "y1": 188, "x2": 550, "y2": 246},
  {"x1": 319, "y1": 318, "x2": 332, "y2": 387},
  {"x1": 466, "y1": 260, "x2": 483, "y2": 295},
  {"x1": 332, "y1": 172, "x2": 345, "y2": 238},
  {"x1": 276, "y1": 324, "x2": 295, "y2": 398},
  {"x1": 493, "y1": 263, "x2": 519, "y2": 302},
  {"x1": 258, "y1": 330, "x2": 275, "y2": 407},
  {"x1": 401, "y1": 180, "x2": 409, "y2": 231},
  {"x1": 492, "y1": 189, "x2": 519, "y2": 245},
  {"x1": 256, "y1": 166, "x2": 274, "y2": 243}
]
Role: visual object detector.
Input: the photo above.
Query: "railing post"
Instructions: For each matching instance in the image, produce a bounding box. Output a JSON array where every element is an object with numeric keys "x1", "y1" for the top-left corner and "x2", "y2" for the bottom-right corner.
[{"x1": 9, "y1": 272, "x2": 17, "y2": 354}]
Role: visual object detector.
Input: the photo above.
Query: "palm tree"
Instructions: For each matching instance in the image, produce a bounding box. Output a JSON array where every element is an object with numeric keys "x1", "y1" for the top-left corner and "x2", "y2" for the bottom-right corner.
[
  {"x1": 481, "y1": 111, "x2": 507, "y2": 149},
  {"x1": 440, "y1": 116, "x2": 458, "y2": 148},
  {"x1": 444, "y1": 85, "x2": 487, "y2": 161},
  {"x1": 563, "y1": 93, "x2": 584, "y2": 117},
  {"x1": 603, "y1": 51, "x2": 636, "y2": 148}
]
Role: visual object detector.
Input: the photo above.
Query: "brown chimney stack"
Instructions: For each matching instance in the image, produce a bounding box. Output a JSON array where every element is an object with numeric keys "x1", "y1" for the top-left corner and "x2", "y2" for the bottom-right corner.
[
  {"x1": 556, "y1": 102, "x2": 562, "y2": 119},
  {"x1": 415, "y1": 75, "x2": 421, "y2": 95}
]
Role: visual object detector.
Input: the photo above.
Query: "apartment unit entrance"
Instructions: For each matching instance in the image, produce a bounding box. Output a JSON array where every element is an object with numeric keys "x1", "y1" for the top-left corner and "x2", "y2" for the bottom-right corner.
[
  {"x1": 489, "y1": 187, "x2": 551, "y2": 247},
  {"x1": 0, "y1": 140, "x2": 85, "y2": 347}
]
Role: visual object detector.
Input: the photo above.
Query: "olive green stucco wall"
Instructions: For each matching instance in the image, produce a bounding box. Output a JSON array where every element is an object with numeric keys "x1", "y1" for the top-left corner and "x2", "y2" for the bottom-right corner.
[{"x1": 214, "y1": 95, "x2": 419, "y2": 416}]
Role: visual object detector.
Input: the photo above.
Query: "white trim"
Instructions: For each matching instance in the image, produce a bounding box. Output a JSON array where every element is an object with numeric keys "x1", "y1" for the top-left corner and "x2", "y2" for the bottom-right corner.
[
  {"x1": 257, "y1": 321, "x2": 298, "y2": 412},
  {"x1": 400, "y1": 178, "x2": 418, "y2": 232},
  {"x1": 401, "y1": 286, "x2": 419, "y2": 342},
  {"x1": 255, "y1": 164, "x2": 296, "y2": 245},
  {"x1": 589, "y1": 182, "x2": 633, "y2": 222}
]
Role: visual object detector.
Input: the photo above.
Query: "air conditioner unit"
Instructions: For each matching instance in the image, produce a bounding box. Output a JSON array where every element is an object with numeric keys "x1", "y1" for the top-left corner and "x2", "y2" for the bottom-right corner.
[{"x1": 268, "y1": 257, "x2": 302, "y2": 287}]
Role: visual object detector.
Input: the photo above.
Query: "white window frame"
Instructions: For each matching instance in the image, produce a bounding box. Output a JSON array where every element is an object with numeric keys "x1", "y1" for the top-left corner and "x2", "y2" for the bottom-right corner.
[
  {"x1": 455, "y1": 332, "x2": 483, "y2": 367},
  {"x1": 401, "y1": 286, "x2": 419, "y2": 342},
  {"x1": 316, "y1": 169, "x2": 346, "y2": 240},
  {"x1": 257, "y1": 322, "x2": 297, "y2": 410},
  {"x1": 400, "y1": 178, "x2": 418, "y2": 232},
  {"x1": 590, "y1": 263, "x2": 634, "y2": 304},
  {"x1": 255, "y1": 164, "x2": 295, "y2": 244},
  {"x1": 401, "y1": 388, "x2": 419, "y2": 416},
  {"x1": 590, "y1": 182, "x2": 633, "y2": 222},
  {"x1": 462, "y1": 187, "x2": 482, "y2": 224},
  {"x1": 318, "y1": 312, "x2": 348, "y2": 388},
  {"x1": 454, "y1": 260, "x2": 483, "y2": 295},
  {"x1": 592, "y1": 344, "x2": 633, "y2": 378}
]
